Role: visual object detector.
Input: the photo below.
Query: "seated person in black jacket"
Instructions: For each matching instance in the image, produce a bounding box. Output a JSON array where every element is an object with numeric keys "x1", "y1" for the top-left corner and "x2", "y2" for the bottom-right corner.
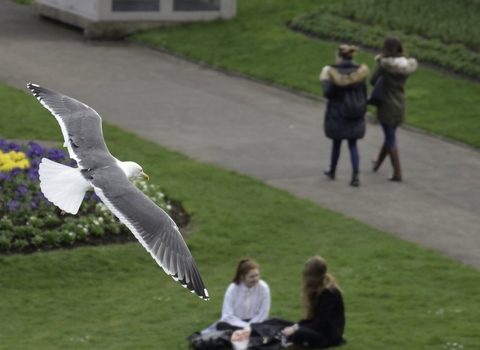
[{"x1": 282, "y1": 256, "x2": 346, "y2": 349}]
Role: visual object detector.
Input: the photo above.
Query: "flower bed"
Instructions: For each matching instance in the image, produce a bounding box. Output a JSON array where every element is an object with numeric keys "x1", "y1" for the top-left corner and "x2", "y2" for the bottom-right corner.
[{"x1": 0, "y1": 139, "x2": 186, "y2": 254}]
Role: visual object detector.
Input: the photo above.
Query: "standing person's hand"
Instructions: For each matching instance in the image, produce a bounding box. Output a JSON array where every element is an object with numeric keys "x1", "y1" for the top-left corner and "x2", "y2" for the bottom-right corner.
[{"x1": 320, "y1": 66, "x2": 330, "y2": 81}]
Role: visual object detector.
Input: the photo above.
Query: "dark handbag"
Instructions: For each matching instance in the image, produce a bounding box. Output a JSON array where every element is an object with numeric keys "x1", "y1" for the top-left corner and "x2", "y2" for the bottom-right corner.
[
  {"x1": 367, "y1": 75, "x2": 385, "y2": 106},
  {"x1": 186, "y1": 330, "x2": 233, "y2": 350},
  {"x1": 248, "y1": 318, "x2": 294, "y2": 350}
]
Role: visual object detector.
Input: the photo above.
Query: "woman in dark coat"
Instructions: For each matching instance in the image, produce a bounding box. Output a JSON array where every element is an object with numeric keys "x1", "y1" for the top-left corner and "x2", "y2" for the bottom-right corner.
[
  {"x1": 320, "y1": 45, "x2": 369, "y2": 187},
  {"x1": 282, "y1": 256, "x2": 346, "y2": 349},
  {"x1": 370, "y1": 37, "x2": 417, "y2": 181}
]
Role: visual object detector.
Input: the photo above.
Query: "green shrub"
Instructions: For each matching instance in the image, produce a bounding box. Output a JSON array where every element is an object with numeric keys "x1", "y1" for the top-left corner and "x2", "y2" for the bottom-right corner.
[
  {"x1": 13, "y1": 226, "x2": 36, "y2": 239},
  {"x1": 43, "y1": 230, "x2": 59, "y2": 246},
  {"x1": 0, "y1": 218, "x2": 13, "y2": 231},
  {"x1": 31, "y1": 234, "x2": 44, "y2": 247},
  {"x1": 12, "y1": 239, "x2": 28, "y2": 250},
  {"x1": 60, "y1": 230, "x2": 76, "y2": 245},
  {"x1": 0, "y1": 235, "x2": 11, "y2": 250},
  {"x1": 290, "y1": 1, "x2": 480, "y2": 78},
  {"x1": 43, "y1": 215, "x2": 62, "y2": 229},
  {"x1": 331, "y1": 0, "x2": 480, "y2": 51},
  {"x1": 27, "y1": 216, "x2": 44, "y2": 228}
]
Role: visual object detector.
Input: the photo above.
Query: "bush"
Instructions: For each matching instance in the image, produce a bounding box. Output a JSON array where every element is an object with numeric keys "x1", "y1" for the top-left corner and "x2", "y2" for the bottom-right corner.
[
  {"x1": 331, "y1": 0, "x2": 480, "y2": 51},
  {"x1": 0, "y1": 235, "x2": 11, "y2": 250},
  {"x1": 290, "y1": 1, "x2": 480, "y2": 78},
  {"x1": 13, "y1": 239, "x2": 29, "y2": 250},
  {"x1": 31, "y1": 234, "x2": 44, "y2": 247},
  {"x1": 43, "y1": 230, "x2": 59, "y2": 246}
]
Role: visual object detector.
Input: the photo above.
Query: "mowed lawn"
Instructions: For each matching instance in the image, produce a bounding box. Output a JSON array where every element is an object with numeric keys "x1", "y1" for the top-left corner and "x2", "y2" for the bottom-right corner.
[
  {"x1": 1, "y1": 80, "x2": 480, "y2": 350},
  {"x1": 132, "y1": 0, "x2": 480, "y2": 148}
]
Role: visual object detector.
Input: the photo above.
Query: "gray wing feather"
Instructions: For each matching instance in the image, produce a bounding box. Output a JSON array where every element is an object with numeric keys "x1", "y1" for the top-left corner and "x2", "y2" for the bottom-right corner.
[
  {"x1": 91, "y1": 165, "x2": 209, "y2": 300},
  {"x1": 27, "y1": 83, "x2": 114, "y2": 169}
]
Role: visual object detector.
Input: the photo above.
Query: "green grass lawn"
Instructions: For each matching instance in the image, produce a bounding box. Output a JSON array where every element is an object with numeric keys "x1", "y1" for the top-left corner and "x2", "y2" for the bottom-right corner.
[
  {"x1": 132, "y1": 0, "x2": 480, "y2": 149},
  {"x1": 9, "y1": 0, "x2": 33, "y2": 5},
  {"x1": 2, "y1": 82, "x2": 480, "y2": 350}
]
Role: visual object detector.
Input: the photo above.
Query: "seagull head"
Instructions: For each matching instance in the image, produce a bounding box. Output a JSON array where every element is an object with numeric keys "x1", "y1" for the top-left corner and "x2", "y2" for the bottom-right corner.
[{"x1": 120, "y1": 161, "x2": 149, "y2": 180}]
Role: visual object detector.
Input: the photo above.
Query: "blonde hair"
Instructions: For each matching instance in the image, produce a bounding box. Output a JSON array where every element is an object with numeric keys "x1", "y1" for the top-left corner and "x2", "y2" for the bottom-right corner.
[
  {"x1": 301, "y1": 255, "x2": 341, "y2": 319},
  {"x1": 337, "y1": 44, "x2": 359, "y2": 60},
  {"x1": 232, "y1": 259, "x2": 259, "y2": 284}
]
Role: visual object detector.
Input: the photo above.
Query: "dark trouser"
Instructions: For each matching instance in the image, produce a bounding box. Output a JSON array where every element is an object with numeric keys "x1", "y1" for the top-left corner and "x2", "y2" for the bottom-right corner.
[
  {"x1": 216, "y1": 319, "x2": 250, "y2": 331},
  {"x1": 289, "y1": 327, "x2": 324, "y2": 348},
  {"x1": 380, "y1": 123, "x2": 397, "y2": 148},
  {"x1": 330, "y1": 139, "x2": 359, "y2": 173}
]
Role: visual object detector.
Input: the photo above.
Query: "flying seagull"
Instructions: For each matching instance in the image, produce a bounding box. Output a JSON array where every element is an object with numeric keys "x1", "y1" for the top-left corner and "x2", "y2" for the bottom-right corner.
[{"x1": 27, "y1": 83, "x2": 209, "y2": 301}]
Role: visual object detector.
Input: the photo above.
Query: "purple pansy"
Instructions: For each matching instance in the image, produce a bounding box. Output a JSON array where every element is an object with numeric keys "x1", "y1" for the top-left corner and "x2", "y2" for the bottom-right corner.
[
  {"x1": 26, "y1": 142, "x2": 45, "y2": 158},
  {"x1": 28, "y1": 169, "x2": 38, "y2": 182},
  {"x1": 7, "y1": 200, "x2": 20, "y2": 212},
  {"x1": 47, "y1": 148, "x2": 67, "y2": 161},
  {"x1": 7, "y1": 142, "x2": 20, "y2": 152},
  {"x1": 15, "y1": 181, "x2": 29, "y2": 197},
  {"x1": 0, "y1": 172, "x2": 11, "y2": 181}
]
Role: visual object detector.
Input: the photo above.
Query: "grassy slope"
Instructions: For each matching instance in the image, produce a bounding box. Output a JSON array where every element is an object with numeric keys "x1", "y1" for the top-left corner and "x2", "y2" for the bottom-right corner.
[
  {"x1": 1, "y1": 82, "x2": 480, "y2": 350},
  {"x1": 132, "y1": 0, "x2": 480, "y2": 148}
]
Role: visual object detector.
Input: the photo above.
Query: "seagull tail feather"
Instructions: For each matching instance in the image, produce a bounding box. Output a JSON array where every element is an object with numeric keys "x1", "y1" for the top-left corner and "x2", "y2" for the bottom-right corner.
[{"x1": 39, "y1": 158, "x2": 91, "y2": 215}]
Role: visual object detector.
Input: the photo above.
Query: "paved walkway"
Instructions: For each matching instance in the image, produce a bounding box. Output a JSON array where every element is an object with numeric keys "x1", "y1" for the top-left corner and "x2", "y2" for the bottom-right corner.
[{"x1": 1, "y1": 0, "x2": 479, "y2": 269}]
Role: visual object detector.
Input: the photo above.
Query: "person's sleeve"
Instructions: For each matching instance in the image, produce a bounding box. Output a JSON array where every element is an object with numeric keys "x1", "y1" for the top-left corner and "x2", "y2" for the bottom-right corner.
[
  {"x1": 299, "y1": 290, "x2": 336, "y2": 332},
  {"x1": 370, "y1": 61, "x2": 382, "y2": 85},
  {"x1": 321, "y1": 80, "x2": 337, "y2": 99},
  {"x1": 220, "y1": 284, "x2": 250, "y2": 329},
  {"x1": 249, "y1": 281, "x2": 271, "y2": 324}
]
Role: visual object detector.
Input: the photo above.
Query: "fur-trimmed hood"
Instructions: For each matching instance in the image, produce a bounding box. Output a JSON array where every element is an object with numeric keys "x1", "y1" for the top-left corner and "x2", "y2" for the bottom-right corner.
[
  {"x1": 380, "y1": 56, "x2": 418, "y2": 76},
  {"x1": 327, "y1": 64, "x2": 370, "y2": 87}
]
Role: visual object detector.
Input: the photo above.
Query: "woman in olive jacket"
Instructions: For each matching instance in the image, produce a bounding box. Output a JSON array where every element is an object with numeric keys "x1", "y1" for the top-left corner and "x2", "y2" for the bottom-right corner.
[
  {"x1": 370, "y1": 37, "x2": 417, "y2": 181},
  {"x1": 320, "y1": 45, "x2": 369, "y2": 187}
]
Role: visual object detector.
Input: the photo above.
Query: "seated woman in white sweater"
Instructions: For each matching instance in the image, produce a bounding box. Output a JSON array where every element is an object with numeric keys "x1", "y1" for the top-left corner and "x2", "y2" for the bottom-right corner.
[{"x1": 203, "y1": 259, "x2": 271, "y2": 333}]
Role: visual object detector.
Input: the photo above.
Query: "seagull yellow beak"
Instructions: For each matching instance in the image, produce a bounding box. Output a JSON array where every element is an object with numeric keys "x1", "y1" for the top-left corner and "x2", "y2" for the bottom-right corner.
[{"x1": 141, "y1": 172, "x2": 150, "y2": 180}]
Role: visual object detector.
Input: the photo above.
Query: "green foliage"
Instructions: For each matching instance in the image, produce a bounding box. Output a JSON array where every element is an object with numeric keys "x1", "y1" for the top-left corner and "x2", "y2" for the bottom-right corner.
[
  {"x1": 9, "y1": 0, "x2": 33, "y2": 4},
  {"x1": 331, "y1": 0, "x2": 480, "y2": 51},
  {"x1": 0, "y1": 235, "x2": 11, "y2": 250},
  {"x1": 0, "y1": 218, "x2": 13, "y2": 231},
  {"x1": 290, "y1": 7, "x2": 480, "y2": 77},
  {"x1": 43, "y1": 230, "x2": 59, "y2": 246},
  {"x1": 31, "y1": 234, "x2": 44, "y2": 247},
  {"x1": 12, "y1": 238, "x2": 28, "y2": 250}
]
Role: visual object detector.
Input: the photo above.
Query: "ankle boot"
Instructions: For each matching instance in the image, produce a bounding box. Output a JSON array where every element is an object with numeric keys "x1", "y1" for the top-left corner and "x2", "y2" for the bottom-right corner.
[
  {"x1": 323, "y1": 167, "x2": 335, "y2": 180},
  {"x1": 387, "y1": 146, "x2": 402, "y2": 181},
  {"x1": 350, "y1": 172, "x2": 360, "y2": 187},
  {"x1": 372, "y1": 145, "x2": 388, "y2": 172}
]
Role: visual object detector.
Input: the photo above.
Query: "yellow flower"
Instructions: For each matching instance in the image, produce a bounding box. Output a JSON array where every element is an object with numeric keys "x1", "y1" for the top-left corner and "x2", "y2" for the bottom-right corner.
[
  {"x1": 17, "y1": 159, "x2": 30, "y2": 169},
  {"x1": 0, "y1": 150, "x2": 30, "y2": 172},
  {"x1": 0, "y1": 161, "x2": 15, "y2": 172},
  {"x1": 0, "y1": 152, "x2": 10, "y2": 167},
  {"x1": 9, "y1": 151, "x2": 26, "y2": 161}
]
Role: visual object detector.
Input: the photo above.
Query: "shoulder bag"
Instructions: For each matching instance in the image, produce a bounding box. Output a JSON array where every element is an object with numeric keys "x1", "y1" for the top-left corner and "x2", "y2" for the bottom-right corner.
[{"x1": 367, "y1": 75, "x2": 385, "y2": 107}]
